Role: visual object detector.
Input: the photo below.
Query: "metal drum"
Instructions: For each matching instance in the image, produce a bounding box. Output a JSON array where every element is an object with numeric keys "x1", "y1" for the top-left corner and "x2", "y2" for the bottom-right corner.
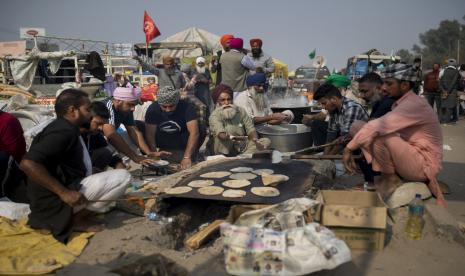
[{"x1": 256, "y1": 123, "x2": 313, "y2": 153}]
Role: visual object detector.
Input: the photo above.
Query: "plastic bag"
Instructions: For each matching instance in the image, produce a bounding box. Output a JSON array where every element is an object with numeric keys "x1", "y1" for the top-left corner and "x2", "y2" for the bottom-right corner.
[{"x1": 221, "y1": 198, "x2": 351, "y2": 276}]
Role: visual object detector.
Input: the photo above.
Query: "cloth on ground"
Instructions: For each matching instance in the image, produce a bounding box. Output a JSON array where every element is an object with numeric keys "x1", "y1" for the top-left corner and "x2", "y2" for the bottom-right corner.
[{"x1": 0, "y1": 217, "x2": 93, "y2": 275}]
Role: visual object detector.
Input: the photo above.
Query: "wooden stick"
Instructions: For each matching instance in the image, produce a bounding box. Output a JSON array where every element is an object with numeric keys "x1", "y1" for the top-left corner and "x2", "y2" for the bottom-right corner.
[
  {"x1": 291, "y1": 154, "x2": 362, "y2": 160},
  {"x1": 185, "y1": 219, "x2": 225, "y2": 250},
  {"x1": 88, "y1": 196, "x2": 154, "y2": 203}
]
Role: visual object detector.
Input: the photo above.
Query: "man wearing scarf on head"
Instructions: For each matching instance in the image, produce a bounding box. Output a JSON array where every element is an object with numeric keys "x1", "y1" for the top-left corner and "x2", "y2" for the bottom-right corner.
[
  {"x1": 219, "y1": 38, "x2": 255, "y2": 92},
  {"x1": 145, "y1": 86, "x2": 199, "y2": 170},
  {"x1": 247, "y1": 38, "x2": 275, "y2": 76},
  {"x1": 102, "y1": 85, "x2": 171, "y2": 167},
  {"x1": 134, "y1": 55, "x2": 185, "y2": 90},
  {"x1": 212, "y1": 34, "x2": 234, "y2": 86},
  {"x1": 235, "y1": 73, "x2": 292, "y2": 125},
  {"x1": 192, "y1": 57, "x2": 213, "y2": 113},
  {"x1": 343, "y1": 63, "x2": 446, "y2": 207},
  {"x1": 208, "y1": 84, "x2": 270, "y2": 156}
]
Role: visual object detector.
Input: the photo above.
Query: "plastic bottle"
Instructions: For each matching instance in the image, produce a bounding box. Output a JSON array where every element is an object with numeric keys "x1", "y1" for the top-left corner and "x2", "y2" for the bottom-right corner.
[
  {"x1": 405, "y1": 194, "x2": 425, "y2": 240},
  {"x1": 146, "y1": 212, "x2": 174, "y2": 224}
]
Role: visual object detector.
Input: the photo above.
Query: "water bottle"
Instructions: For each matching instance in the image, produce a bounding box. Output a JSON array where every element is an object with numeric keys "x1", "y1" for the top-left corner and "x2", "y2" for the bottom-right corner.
[
  {"x1": 405, "y1": 194, "x2": 425, "y2": 240},
  {"x1": 146, "y1": 212, "x2": 174, "y2": 224}
]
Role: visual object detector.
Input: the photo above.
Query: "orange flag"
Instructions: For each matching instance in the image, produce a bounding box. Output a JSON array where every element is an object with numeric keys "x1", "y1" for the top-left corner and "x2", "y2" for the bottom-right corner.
[{"x1": 143, "y1": 10, "x2": 161, "y2": 44}]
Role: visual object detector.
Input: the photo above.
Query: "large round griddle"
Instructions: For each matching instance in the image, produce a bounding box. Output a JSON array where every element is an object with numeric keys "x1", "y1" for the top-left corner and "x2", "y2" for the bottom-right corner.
[{"x1": 164, "y1": 159, "x2": 314, "y2": 204}]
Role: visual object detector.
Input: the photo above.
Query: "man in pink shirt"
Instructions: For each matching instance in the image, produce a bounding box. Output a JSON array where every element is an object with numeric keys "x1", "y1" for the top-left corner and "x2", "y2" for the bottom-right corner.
[{"x1": 343, "y1": 64, "x2": 446, "y2": 207}]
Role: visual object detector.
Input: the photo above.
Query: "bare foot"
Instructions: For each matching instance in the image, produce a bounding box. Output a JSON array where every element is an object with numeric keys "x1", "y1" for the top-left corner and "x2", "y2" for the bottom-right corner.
[{"x1": 374, "y1": 173, "x2": 402, "y2": 201}]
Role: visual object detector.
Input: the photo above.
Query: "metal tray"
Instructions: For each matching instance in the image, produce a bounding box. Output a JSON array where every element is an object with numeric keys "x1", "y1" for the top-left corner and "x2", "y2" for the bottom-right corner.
[{"x1": 164, "y1": 159, "x2": 314, "y2": 204}]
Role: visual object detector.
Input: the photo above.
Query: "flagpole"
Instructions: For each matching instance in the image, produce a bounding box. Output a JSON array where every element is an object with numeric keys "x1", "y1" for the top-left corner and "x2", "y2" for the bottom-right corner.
[{"x1": 145, "y1": 42, "x2": 149, "y2": 59}]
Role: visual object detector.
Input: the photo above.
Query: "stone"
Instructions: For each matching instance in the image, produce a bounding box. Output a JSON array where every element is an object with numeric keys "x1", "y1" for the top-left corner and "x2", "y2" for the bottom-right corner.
[{"x1": 387, "y1": 182, "x2": 432, "y2": 209}]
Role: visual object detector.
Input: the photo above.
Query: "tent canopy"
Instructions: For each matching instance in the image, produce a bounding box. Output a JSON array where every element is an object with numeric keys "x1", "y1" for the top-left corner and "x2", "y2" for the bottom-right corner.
[{"x1": 152, "y1": 27, "x2": 222, "y2": 59}]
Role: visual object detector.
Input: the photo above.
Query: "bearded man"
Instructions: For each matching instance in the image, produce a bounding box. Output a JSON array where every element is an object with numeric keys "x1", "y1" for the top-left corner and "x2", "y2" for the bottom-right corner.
[
  {"x1": 212, "y1": 34, "x2": 234, "y2": 86},
  {"x1": 134, "y1": 55, "x2": 185, "y2": 90},
  {"x1": 208, "y1": 84, "x2": 270, "y2": 156},
  {"x1": 247, "y1": 38, "x2": 275, "y2": 76},
  {"x1": 343, "y1": 64, "x2": 445, "y2": 207},
  {"x1": 234, "y1": 73, "x2": 291, "y2": 125},
  {"x1": 192, "y1": 56, "x2": 213, "y2": 113}
]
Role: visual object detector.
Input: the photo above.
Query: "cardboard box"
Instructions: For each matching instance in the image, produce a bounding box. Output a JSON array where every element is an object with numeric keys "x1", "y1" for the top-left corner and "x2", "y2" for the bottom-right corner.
[{"x1": 316, "y1": 190, "x2": 387, "y2": 251}]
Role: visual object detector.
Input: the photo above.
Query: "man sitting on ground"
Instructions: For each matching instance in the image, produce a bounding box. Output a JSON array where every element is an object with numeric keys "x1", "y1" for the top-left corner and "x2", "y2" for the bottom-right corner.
[
  {"x1": 208, "y1": 84, "x2": 270, "y2": 156},
  {"x1": 313, "y1": 84, "x2": 369, "y2": 154},
  {"x1": 355, "y1": 72, "x2": 395, "y2": 189},
  {"x1": 20, "y1": 89, "x2": 133, "y2": 243},
  {"x1": 145, "y1": 86, "x2": 200, "y2": 170},
  {"x1": 343, "y1": 64, "x2": 445, "y2": 207},
  {"x1": 80, "y1": 101, "x2": 126, "y2": 173},
  {"x1": 234, "y1": 73, "x2": 291, "y2": 125},
  {"x1": 102, "y1": 85, "x2": 170, "y2": 166}
]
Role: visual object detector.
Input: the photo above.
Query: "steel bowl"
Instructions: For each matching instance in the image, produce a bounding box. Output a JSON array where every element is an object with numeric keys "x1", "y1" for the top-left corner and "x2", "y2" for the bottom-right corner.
[{"x1": 256, "y1": 123, "x2": 313, "y2": 152}]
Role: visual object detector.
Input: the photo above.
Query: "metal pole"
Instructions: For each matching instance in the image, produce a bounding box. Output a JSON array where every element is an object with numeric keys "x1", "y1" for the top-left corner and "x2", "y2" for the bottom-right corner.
[
  {"x1": 145, "y1": 42, "x2": 149, "y2": 58},
  {"x1": 458, "y1": 39, "x2": 460, "y2": 65}
]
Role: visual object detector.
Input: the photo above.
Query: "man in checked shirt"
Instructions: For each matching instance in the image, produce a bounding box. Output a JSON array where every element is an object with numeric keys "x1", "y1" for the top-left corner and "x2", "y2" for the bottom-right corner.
[{"x1": 313, "y1": 83, "x2": 369, "y2": 155}]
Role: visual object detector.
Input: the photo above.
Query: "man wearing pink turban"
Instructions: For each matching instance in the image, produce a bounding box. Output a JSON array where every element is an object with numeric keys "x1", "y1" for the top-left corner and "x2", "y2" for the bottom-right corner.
[
  {"x1": 219, "y1": 37, "x2": 255, "y2": 92},
  {"x1": 101, "y1": 84, "x2": 171, "y2": 166}
]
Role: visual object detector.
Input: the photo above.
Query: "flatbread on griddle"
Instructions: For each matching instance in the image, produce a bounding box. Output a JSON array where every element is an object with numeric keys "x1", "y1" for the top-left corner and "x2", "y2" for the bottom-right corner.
[
  {"x1": 188, "y1": 179, "x2": 215, "y2": 188},
  {"x1": 222, "y1": 189, "x2": 246, "y2": 198},
  {"x1": 252, "y1": 169, "x2": 274, "y2": 176},
  {"x1": 198, "y1": 186, "x2": 224, "y2": 195},
  {"x1": 165, "y1": 186, "x2": 192, "y2": 195},
  {"x1": 230, "y1": 167, "x2": 253, "y2": 173},
  {"x1": 262, "y1": 174, "x2": 289, "y2": 186},
  {"x1": 251, "y1": 187, "x2": 280, "y2": 197},
  {"x1": 229, "y1": 173, "x2": 257, "y2": 180},
  {"x1": 200, "y1": 171, "x2": 232, "y2": 178},
  {"x1": 222, "y1": 179, "x2": 251, "y2": 188}
]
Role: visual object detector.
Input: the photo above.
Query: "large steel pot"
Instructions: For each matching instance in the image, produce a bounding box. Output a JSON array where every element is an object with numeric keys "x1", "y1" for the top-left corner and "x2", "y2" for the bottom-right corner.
[{"x1": 256, "y1": 123, "x2": 313, "y2": 152}]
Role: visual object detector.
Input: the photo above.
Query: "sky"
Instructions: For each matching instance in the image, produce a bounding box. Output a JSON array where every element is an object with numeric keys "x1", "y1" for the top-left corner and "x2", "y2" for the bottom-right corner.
[{"x1": 0, "y1": 0, "x2": 464, "y2": 70}]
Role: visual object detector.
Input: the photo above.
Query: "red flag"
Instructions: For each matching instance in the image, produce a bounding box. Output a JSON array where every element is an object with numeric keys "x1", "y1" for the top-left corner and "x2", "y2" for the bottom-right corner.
[{"x1": 143, "y1": 10, "x2": 160, "y2": 44}]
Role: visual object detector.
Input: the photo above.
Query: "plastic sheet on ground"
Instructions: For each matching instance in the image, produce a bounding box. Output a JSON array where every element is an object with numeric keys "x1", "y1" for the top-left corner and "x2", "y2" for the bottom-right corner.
[{"x1": 221, "y1": 198, "x2": 351, "y2": 275}]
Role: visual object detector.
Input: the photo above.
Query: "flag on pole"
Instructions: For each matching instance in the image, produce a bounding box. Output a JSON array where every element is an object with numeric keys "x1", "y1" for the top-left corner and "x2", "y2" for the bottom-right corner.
[
  {"x1": 143, "y1": 10, "x2": 161, "y2": 44},
  {"x1": 308, "y1": 49, "x2": 316, "y2": 59}
]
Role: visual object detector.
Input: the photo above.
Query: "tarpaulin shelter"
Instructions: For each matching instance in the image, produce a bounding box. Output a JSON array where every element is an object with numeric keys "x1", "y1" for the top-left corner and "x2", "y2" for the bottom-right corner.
[{"x1": 154, "y1": 27, "x2": 222, "y2": 59}]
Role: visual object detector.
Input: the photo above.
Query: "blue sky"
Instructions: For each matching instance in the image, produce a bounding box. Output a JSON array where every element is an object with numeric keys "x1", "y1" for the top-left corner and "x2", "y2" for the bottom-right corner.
[{"x1": 0, "y1": 0, "x2": 464, "y2": 70}]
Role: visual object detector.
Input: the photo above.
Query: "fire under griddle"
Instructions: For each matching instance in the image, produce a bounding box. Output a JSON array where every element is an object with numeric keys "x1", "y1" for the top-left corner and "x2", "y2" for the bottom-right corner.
[{"x1": 163, "y1": 159, "x2": 315, "y2": 204}]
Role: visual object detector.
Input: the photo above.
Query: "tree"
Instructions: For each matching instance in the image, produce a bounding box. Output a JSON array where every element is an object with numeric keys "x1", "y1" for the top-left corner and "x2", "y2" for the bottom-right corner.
[
  {"x1": 397, "y1": 16, "x2": 465, "y2": 70},
  {"x1": 396, "y1": 49, "x2": 414, "y2": 64}
]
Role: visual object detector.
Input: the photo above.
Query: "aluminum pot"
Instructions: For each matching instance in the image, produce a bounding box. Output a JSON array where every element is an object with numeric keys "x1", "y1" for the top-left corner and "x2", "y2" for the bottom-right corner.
[{"x1": 256, "y1": 124, "x2": 313, "y2": 152}]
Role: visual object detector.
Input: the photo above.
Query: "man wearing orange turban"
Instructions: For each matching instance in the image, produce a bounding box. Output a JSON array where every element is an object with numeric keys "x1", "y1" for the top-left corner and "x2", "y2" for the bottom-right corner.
[
  {"x1": 212, "y1": 34, "x2": 235, "y2": 86},
  {"x1": 248, "y1": 38, "x2": 275, "y2": 77}
]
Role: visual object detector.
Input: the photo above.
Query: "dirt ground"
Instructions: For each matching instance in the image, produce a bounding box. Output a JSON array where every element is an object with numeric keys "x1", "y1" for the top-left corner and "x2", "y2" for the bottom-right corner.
[{"x1": 57, "y1": 119, "x2": 465, "y2": 276}]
